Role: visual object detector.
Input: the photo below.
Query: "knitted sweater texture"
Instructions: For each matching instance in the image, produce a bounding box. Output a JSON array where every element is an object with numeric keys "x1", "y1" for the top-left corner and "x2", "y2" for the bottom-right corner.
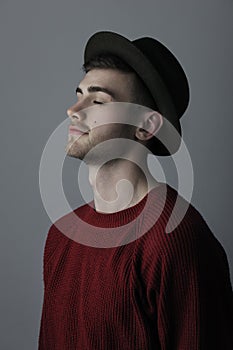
[{"x1": 39, "y1": 184, "x2": 233, "y2": 349}]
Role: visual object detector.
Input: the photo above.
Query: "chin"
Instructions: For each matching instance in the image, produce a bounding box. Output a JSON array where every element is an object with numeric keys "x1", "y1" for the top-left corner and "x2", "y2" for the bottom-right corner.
[
  {"x1": 67, "y1": 150, "x2": 86, "y2": 160},
  {"x1": 65, "y1": 137, "x2": 87, "y2": 158},
  {"x1": 65, "y1": 144, "x2": 84, "y2": 160}
]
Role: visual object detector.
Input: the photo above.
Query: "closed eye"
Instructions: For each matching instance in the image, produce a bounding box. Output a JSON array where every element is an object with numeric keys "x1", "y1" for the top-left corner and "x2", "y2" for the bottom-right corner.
[{"x1": 93, "y1": 101, "x2": 104, "y2": 105}]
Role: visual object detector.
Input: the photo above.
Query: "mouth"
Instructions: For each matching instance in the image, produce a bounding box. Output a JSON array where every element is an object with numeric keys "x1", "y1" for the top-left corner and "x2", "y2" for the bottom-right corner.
[{"x1": 69, "y1": 126, "x2": 89, "y2": 136}]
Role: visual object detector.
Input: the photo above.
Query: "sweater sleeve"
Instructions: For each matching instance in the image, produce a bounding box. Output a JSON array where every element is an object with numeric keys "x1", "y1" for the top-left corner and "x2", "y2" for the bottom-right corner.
[
  {"x1": 155, "y1": 222, "x2": 201, "y2": 349},
  {"x1": 38, "y1": 224, "x2": 58, "y2": 350},
  {"x1": 136, "y1": 208, "x2": 233, "y2": 350},
  {"x1": 38, "y1": 223, "x2": 68, "y2": 350}
]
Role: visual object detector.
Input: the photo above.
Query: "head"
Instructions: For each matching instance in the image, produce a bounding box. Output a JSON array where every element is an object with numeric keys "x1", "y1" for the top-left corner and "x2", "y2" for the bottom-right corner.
[
  {"x1": 66, "y1": 53, "x2": 164, "y2": 163},
  {"x1": 83, "y1": 31, "x2": 190, "y2": 156}
]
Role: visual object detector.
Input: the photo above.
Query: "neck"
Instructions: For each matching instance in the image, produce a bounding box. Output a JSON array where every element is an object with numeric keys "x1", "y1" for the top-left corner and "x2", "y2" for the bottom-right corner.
[{"x1": 88, "y1": 158, "x2": 159, "y2": 213}]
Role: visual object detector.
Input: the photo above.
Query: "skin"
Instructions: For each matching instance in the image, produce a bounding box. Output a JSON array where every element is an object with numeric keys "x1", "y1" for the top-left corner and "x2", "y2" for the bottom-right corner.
[{"x1": 66, "y1": 68, "x2": 163, "y2": 213}]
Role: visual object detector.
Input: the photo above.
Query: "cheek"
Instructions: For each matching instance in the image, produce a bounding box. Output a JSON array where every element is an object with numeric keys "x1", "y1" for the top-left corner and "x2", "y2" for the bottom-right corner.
[
  {"x1": 90, "y1": 127, "x2": 135, "y2": 156},
  {"x1": 90, "y1": 124, "x2": 125, "y2": 141},
  {"x1": 87, "y1": 107, "x2": 121, "y2": 129},
  {"x1": 88, "y1": 126, "x2": 107, "y2": 146}
]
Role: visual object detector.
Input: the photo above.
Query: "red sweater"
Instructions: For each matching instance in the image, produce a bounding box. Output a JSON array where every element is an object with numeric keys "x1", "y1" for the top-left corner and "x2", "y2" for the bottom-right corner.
[{"x1": 39, "y1": 184, "x2": 233, "y2": 349}]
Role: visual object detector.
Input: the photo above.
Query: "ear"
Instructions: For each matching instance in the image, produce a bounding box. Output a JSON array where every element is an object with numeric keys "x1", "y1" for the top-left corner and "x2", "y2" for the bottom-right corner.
[{"x1": 135, "y1": 111, "x2": 163, "y2": 141}]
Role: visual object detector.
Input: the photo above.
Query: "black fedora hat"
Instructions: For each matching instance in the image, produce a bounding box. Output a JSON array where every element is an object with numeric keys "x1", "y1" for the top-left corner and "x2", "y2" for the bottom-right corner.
[{"x1": 84, "y1": 31, "x2": 190, "y2": 156}]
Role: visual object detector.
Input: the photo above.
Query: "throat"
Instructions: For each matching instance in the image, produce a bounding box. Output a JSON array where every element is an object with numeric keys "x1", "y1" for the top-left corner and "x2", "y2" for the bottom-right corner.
[{"x1": 88, "y1": 159, "x2": 158, "y2": 213}]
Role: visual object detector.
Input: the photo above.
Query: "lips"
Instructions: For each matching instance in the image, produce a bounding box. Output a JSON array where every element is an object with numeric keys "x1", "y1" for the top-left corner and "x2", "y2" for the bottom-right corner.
[{"x1": 69, "y1": 126, "x2": 88, "y2": 136}]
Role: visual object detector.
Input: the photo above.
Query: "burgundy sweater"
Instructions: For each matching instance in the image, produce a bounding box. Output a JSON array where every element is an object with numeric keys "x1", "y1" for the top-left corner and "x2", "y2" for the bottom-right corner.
[{"x1": 39, "y1": 184, "x2": 233, "y2": 349}]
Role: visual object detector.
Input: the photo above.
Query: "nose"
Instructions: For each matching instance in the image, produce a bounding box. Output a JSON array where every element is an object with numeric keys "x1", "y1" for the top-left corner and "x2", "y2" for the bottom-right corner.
[{"x1": 66, "y1": 101, "x2": 86, "y2": 121}]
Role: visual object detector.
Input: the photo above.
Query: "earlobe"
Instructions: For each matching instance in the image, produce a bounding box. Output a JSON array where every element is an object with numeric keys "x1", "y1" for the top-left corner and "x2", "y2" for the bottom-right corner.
[{"x1": 135, "y1": 112, "x2": 163, "y2": 141}]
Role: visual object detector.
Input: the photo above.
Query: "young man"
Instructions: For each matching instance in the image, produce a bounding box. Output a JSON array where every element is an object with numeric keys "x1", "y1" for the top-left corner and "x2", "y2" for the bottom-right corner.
[{"x1": 39, "y1": 31, "x2": 233, "y2": 349}]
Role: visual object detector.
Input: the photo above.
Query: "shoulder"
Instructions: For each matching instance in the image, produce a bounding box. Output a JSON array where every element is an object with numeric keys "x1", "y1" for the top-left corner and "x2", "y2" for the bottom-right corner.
[
  {"x1": 136, "y1": 183, "x2": 227, "y2": 265},
  {"x1": 133, "y1": 184, "x2": 232, "y2": 293},
  {"x1": 43, "y1": 201, "x2": 92, "y2": 264}
]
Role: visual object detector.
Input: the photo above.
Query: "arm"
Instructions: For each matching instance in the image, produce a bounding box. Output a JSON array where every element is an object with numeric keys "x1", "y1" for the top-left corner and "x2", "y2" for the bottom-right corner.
[
  {"x1": 38, "y1": 224, "x2": 66, "y2": 349},
  {"x1": 156, "y1": 218, "x2": 233, "y2": 349}
]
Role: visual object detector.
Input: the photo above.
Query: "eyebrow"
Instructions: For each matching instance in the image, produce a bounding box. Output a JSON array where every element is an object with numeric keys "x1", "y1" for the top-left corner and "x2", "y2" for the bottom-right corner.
[{"x1": 75, "y1": 85, "x2": 116, "y2": 98}]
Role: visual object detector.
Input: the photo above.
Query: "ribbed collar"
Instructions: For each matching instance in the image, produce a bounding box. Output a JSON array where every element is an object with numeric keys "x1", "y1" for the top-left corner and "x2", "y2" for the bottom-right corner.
[{"x1": 76, "y1": 183, "x2": 168, "y2": 228}]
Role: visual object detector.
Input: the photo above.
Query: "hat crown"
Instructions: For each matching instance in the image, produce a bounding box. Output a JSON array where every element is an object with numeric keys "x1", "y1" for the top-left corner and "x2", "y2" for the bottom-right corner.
[{"x1": 132, "y1": 37, "x2": 190, "y2": 118}]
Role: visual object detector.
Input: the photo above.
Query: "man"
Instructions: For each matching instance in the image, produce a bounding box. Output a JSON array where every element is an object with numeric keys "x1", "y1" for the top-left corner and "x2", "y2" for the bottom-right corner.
[{"x1": 39, "y1": 31, "x2": 233, "y2": 349}]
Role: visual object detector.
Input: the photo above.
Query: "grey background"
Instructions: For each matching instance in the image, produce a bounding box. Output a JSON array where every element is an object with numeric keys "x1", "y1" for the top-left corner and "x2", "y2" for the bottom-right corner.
[{"x1": 1, "y1": 0, "x2": 233, "y2": 349}]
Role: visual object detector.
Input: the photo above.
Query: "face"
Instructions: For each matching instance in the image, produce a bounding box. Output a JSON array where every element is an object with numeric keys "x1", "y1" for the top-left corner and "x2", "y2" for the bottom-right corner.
[{"x1": 66, "y1": 68, "x2": 137, "y2": 163}]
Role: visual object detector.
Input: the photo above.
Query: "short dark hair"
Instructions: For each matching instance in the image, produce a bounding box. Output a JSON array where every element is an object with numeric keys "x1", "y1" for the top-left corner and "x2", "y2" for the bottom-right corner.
[{"x1": 83, "y1": 54, "x2": 158, "y2": 111}]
